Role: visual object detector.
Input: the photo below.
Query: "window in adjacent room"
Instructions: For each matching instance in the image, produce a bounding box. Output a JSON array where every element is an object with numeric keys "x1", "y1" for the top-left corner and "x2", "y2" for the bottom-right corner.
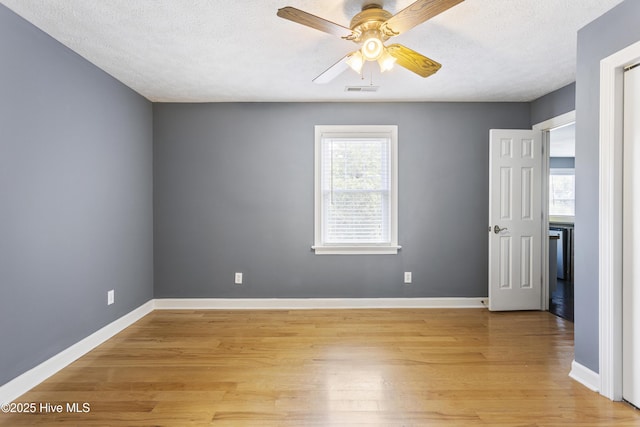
[
  {"x1": 313, "y1": 125, "x2": 399, "y2": 255},
  {"x1": 549, "y1": 168, "x2": 575, "y2": 219},
  {"x1": 548, "y1": 123, "x2": 575, "y2": 223}
]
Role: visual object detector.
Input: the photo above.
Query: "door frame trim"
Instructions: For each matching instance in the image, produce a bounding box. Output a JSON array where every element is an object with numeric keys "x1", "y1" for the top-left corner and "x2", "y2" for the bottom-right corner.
[
  {"x1": 599, "y1": 39, "x2": 640, "y2": 401},
  {"x1": 533, "y1": 110, "x2": 575, "y2": 311}
]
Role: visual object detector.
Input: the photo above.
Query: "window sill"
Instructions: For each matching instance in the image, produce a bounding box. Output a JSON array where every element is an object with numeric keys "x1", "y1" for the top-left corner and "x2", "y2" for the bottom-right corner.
[{"x1": 312, "y1": 245, "x2": 401, "y2": 255}]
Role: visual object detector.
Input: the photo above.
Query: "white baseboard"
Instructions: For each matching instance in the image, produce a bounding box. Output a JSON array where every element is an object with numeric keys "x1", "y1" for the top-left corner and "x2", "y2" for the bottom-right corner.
[
  {"x1": 0, "y1": 300, "x2": 154, "y2": 405},
  {"x1": 153, "y1": 297, "x2": 487, "y2": 310},
  {"x1": 569, "y1": 359, "x2": 600, "y2": 392}
]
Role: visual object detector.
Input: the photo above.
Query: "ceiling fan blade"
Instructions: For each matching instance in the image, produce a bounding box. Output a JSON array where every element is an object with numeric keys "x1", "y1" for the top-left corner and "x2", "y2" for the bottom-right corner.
[
  {"x1": 381, "y1": 0, "x2": 464, "y2": 36},
  {"x1": 312, "y1": 53, "x2": 354, "y2": 84},
  {"x1": 386, "y1": 44, "x2": 441, "y2": 78},
  {"x1": 277, "y1": 7, "x2": 354, "y2": 38}
]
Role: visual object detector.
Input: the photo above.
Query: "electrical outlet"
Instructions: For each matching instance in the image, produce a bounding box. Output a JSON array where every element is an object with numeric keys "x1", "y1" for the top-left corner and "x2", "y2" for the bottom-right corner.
[
  {"x1": 404, "y1": 272, "x2": 412, "y2": 284},
  {"x1": 234, "y1": 272, "x2": 243, "y2": 285},
  {"x1": 107, "y1": 289, "x2": 114, "y2": 305}
]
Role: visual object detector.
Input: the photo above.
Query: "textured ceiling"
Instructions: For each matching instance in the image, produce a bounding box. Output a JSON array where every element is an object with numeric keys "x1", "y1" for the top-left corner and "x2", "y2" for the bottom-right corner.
[{"x1": 0, "y1": 0, "x2": 624, "y2": 102}]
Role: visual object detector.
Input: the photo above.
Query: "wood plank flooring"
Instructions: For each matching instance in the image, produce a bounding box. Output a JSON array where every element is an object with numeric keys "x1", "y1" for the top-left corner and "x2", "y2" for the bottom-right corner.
[{"x1": 1, "y1": 309, "x2": 639, "y2": 426}]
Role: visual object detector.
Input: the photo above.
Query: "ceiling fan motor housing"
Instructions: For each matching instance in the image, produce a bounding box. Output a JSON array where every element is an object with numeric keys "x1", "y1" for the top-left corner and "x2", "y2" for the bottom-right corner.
[{"x1": 349, "y1": 5, "x2": 393, "y2": 43}]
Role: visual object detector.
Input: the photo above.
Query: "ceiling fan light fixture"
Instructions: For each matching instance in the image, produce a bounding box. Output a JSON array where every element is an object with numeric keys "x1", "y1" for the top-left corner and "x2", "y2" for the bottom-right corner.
[
  {"x1": 360, "y1": 30, "x2": 384, "y2": 60},
  {"x1": 377, "y1": 49, "x2": 396, "y2": 72},
  {"x1": 346, "y1": 50, "x2": 365, "y2": 73}
]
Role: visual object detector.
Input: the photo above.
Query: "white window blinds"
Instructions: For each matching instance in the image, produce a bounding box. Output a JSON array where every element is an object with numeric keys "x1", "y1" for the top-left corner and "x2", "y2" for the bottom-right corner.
[
  {"x1": 314, "y1": 125, "x2": 399, "y2": 255},
  {"x1": 321, "y1": 137, "x2": 390, "y2": 244}
]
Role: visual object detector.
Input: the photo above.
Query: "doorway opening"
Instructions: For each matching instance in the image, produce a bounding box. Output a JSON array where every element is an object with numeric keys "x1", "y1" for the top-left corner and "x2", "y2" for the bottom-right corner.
[
  {"x1": 532, "y1": 110, "x2": 575, "y2": 317},
  {"x1": 548, "y1": 123, "x2": 575, "y2": 322}
]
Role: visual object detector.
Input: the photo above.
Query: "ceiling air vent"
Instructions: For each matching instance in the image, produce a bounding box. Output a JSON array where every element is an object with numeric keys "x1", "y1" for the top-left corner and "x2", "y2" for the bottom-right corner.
[{"x1": 345, "y1": 86, "x2": 379, "y2": 92}]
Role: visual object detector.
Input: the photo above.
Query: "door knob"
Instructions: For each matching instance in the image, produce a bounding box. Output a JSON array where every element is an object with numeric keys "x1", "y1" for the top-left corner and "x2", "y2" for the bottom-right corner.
[{"x1": 493, "y1": 225, "x2": 508, "y2": 234}]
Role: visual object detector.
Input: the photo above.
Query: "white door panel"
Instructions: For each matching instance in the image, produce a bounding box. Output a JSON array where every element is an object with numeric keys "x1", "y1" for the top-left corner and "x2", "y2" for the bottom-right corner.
[
  {"x1": 489, "y1": 129, "x2": 542, "y2": 311},
  {"x1": 623, "y1": 64, "x2": 640, "y2": 408}
]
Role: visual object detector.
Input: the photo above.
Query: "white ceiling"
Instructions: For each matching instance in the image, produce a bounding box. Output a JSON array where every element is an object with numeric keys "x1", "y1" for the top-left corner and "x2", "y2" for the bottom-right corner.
[{"x1": 0, "y1": 0, "x2": 624, "y2": 102}]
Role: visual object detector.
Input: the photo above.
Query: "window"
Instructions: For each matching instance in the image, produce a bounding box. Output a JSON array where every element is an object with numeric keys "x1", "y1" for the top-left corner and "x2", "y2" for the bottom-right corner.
[
  {"x1": 313, "y1": 125, "x2": 399, "y2": 255},
  {"x1": 549, "y1": 168, "x2": 575, "y2": 220}
]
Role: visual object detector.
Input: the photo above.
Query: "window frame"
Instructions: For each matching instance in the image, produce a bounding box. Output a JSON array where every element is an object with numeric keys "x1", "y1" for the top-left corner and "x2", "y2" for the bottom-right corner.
[{"x1": 313, "y1": 125, "x2": 399, "y2": 255}]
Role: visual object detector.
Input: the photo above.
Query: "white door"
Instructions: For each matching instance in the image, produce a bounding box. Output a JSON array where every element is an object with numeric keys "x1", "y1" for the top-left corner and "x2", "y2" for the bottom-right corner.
[
  {"x1": 623, "y1": 64, "x2": 640, "y2": 408},
  {"x1": 489, "y1": 129, "x2": 543, "y2": 311}
]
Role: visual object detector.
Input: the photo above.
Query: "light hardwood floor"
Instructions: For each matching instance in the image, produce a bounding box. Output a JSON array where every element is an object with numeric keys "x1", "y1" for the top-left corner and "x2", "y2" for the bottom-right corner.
[{"x1": 1, "y1": 309, "x2": 639, "y2": 426}]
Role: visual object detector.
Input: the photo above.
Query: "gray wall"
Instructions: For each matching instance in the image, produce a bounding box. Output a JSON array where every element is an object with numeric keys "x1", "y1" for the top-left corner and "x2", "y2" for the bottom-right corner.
[
  {"x1": 154, "y1": 102, "x2": 530, "y2": 299},
  {"x1": 575, "y1": 0, "x2": 640, "y2": 373},
  {"x1": 0, "y1": 5, "x2": 154, "y2": 386},
  {"x1": 530, "y1": 83, "x2": 576, "y2": 125}
]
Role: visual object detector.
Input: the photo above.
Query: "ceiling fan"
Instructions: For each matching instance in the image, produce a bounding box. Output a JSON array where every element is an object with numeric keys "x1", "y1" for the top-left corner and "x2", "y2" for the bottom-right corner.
[{"x1": 276, "y1": 0, "x2": 464, "y2": 83}]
